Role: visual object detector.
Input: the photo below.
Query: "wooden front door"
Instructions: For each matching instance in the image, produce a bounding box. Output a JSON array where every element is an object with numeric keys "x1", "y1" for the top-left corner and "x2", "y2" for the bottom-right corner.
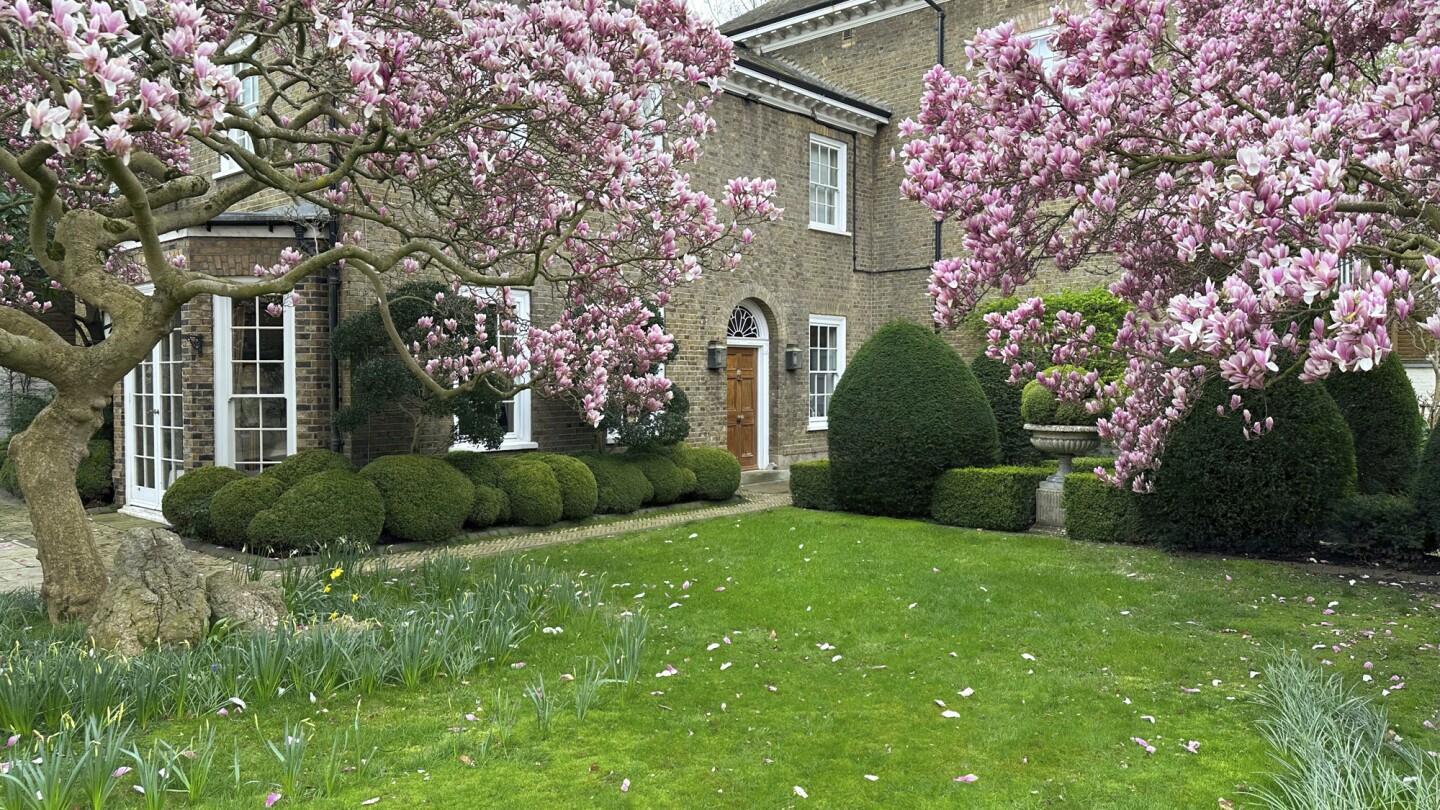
[{"x1": 726, "y1": 346, "x2": 759, "y2": 470}]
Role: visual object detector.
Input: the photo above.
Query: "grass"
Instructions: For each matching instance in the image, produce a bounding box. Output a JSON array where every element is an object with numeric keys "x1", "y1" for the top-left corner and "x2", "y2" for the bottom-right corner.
[{"x1": 11, "y1": 507, "x2": 1440, "y2": 808}]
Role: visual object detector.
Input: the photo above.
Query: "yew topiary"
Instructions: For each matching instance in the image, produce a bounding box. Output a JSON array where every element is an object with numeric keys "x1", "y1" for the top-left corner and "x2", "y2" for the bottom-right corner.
[
  {"x1": 1413, "y1": 427, "x2": 1440, "y2": 541},
  {"x1": 828, "y1": 321, "x2": 1000, "y2": 516},
  {"x1": 1322, "y1": 353, "x2": 1422, "y2": 496},
  {"x1": 972, "y1": 354, "x2": 1042, "y2": 465},
  {"x1": 1140, "y1": 374, "x2": 1356, "y2": 555}
]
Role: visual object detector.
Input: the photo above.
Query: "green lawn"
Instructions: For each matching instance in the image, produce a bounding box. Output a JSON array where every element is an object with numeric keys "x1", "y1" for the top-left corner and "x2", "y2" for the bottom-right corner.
[{"x1": 95, "y1": 509, "x2": 1440, "y2": 807}]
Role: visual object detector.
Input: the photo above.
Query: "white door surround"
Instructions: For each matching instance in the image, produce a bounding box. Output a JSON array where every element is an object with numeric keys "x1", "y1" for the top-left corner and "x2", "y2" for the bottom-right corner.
[{"x1": 726, "y1": 300, "x2": 770, "y2": 470}]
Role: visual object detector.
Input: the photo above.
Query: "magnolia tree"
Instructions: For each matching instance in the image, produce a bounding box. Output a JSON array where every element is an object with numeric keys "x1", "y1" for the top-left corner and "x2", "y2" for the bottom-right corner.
[
  {"x1": 900, "y1": 0, "x2": 1440, "y2": 491},
  {"x1": 0, "y1": 0, "x2": 778, "y2": 622}
]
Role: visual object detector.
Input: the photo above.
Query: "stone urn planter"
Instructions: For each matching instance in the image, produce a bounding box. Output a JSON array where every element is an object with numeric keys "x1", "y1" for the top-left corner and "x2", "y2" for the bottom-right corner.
[
  {"x1": 1025, "y1": 424, "x2": 1102, "y2": 479},
  {"x1": 1025, "y1": 423, "x2": 1102, "y2": 530}
]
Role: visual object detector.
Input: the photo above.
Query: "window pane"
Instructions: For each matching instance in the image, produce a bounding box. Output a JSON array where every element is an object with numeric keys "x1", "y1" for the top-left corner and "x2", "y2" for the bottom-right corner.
[
  {"x1": 234, "y1": 400, "x2": 260, "y2": 429},
  {"x1": 258, "y1": 328, "x2": 283, "y2": 360},
  {"x1": 261, "y1": 398, "x2": 287, "y2": 428},
  {"x1": 233, "y1": 361, "x2": 258, "y2": 394},
  {"x1": 258, "y1": 363, "x2": 285, "y2": 394}
]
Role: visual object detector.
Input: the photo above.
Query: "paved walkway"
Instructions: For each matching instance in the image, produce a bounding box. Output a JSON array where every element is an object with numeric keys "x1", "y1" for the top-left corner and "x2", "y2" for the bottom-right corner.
[{"x1": 0, "y1": 486, "x2": 792, "y2": 592}]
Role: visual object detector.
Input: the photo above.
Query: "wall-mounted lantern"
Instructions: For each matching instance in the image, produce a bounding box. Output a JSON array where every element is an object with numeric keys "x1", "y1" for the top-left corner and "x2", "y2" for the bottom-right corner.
[
  {"x1": 784, "y1": 343, "x2": 802, "y2": 372},
  {"x1": 706, "y1": 340, "x2": 726, "y2": 371},
  {"x1": 184, "y1": 334, "x2": 205, "y2": 358}
]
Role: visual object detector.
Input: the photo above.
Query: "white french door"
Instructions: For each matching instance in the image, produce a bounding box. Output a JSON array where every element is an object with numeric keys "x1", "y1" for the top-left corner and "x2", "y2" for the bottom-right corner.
[{"x1": 123, "y1": 314, "x2": 185, "y2": 513}]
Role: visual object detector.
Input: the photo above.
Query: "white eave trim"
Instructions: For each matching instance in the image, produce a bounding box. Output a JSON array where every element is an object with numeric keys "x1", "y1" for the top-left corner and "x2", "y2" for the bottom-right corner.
[
  {"x1": 723, "y1": 66, "x2": 888, "y2": 135},
  {"x1": 732, "y1": 0, "x2": 947, "y2": 52},
  {"x1": 115, "y1": 223, "x2": 319, "y2": 252}
]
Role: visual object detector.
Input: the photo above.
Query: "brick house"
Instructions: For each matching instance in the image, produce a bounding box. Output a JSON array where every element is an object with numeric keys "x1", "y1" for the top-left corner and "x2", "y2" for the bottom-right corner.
[{"x1": 113, "y1": 0, "x2": 1436, "y2": 520}]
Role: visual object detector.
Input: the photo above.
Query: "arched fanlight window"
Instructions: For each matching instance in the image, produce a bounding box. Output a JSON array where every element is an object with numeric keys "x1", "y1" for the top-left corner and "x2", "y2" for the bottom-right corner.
[{"x1": 727, "y1": 304, "x2": 761, "y2": 339}]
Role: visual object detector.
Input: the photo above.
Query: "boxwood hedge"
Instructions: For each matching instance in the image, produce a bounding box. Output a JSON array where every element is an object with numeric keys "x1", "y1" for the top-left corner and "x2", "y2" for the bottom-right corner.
[
  {"x1": 1063, "y1": 473, "x2": 1146, "y2": 544},
  {"x1": 246, "y1": 469, "x2": 385, "y2": 554},
  {"x1": 789, "y1": 460, "x2": 837, "y2": 511},
  {"x1": 259, "y1": 448, "x2": 353, "y2": 489},
  {"x1": 575, "y1": 452, "x2": 653, "y2": 514},
  {"x1": 531, "y1": 454, "x2": 598, "y2": 520},
  {"x1": 359, "y1": 455, "x2": 473, "y2": 543},
  {"x1": 162, "y1": 466, "x2": 246, "y2": 539},
  {"x1": 930, "y1": 466, "x2": 1050, "y2": 532},
  {"x1": 208, "y1": 475, "x2": 286, "y2": 549},
  {"x1": 497, "y1": 460, "x2": 564, "y2": 527},
  {"x1": 673, "y1": 446, "x2": 741, "y2": 501}
]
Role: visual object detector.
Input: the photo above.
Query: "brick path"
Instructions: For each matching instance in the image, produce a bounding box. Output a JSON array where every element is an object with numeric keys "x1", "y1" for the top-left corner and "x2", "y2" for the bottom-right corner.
[{"x1": 0, "y1": 487, "x2": 792, "y2": 592}]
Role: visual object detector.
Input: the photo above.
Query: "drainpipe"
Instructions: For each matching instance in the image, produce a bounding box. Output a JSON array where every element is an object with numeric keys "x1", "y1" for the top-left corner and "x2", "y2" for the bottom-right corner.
[
  {"x1": 327, "y1": 214, "x2": 344, "y2": 454},
  {"x1": 921, "y1": 0, "x2": 945, "y2": 266},
  {"x1": 850, "y1": 130, "x2": 858, "y2": 274}
]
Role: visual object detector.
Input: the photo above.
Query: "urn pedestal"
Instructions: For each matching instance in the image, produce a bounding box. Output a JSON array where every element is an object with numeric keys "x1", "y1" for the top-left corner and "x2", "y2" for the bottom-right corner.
[{"x1": 1026, "y1": 424, "x2": 1102, "y2": 530}]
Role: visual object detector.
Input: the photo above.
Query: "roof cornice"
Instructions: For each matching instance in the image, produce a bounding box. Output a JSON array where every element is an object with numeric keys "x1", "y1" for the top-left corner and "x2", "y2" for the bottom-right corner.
[
  {"x1": 723, "y1": 62, "x2": 890, "y2": 135},
  {"x1": 728, "y1": 0, "x2": 945, "y2": 52}
]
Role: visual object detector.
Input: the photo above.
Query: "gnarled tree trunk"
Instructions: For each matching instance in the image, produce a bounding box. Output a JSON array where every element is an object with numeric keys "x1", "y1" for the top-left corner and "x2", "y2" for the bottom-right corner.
[{"x1": 10, "y1": 389, "x2": 110, "y2": 623}]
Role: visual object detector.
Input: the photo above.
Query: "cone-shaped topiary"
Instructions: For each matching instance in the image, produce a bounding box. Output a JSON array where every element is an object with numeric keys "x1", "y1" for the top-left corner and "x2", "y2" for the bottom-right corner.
[
  {"x1": 1322, "y1": 354, "x2": 1423, "y2": 495},
  {"x1": 162, "y1": 466, "x2": 246, "y2": 538},
  {"x1": 531, "y1": 454, "x2": 599, "y2": 520},
  {"x1": 259, "y1": 448, "x2": 353, "y2": 489},
  {"x1": 209, "y1": 475, "x2": 286, "y2": 549},
  {"x1": 1140, "y1": 374, "x2": 1356, "y2": 554},
  {"x1": 246, "y1": 470, "x2": 385, "y2": 554},
  {"x1": 359, "y1": 455, "x2": 473, "y2": 542},
  {"x1": 828, "y1": 322, "x2": 1000, "y2": 516},
  {"x1": 1413, "y1": 427, "x2": 1440, "y2": 542},
  {"x1": 972, "y1": 354, "x2": 1041, "y2": 465}
]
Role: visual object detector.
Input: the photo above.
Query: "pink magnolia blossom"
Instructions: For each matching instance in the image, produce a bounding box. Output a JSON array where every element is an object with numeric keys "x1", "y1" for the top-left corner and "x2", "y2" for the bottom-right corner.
[
  {"x1": 901, "y1": 0, "x2": 1440, "y2": 488},
  {"x1": 0, "y1": 0, "x2": 778, "y2": 434}
]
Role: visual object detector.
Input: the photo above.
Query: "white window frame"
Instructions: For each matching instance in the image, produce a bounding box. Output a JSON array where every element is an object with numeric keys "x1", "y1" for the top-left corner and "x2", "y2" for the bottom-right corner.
[
  {"x1": 1023, "y1": 25, "x2": 1061, "y2": 74},
  {"x1": 808, "y1": 134, "x2": 848, "y2": 234},
  {"x1": 215, "y1": 44, "x2": 260, "y2": 179},
  {"x1": 212, "y1": 292, "x2": 298, "y2": 470},
  {"x1": 452, "y1": 288, "x2": 535, "y2": 452},
  {"x1": 807, "y1": 314, "x2": 846, "y2": 431}
]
